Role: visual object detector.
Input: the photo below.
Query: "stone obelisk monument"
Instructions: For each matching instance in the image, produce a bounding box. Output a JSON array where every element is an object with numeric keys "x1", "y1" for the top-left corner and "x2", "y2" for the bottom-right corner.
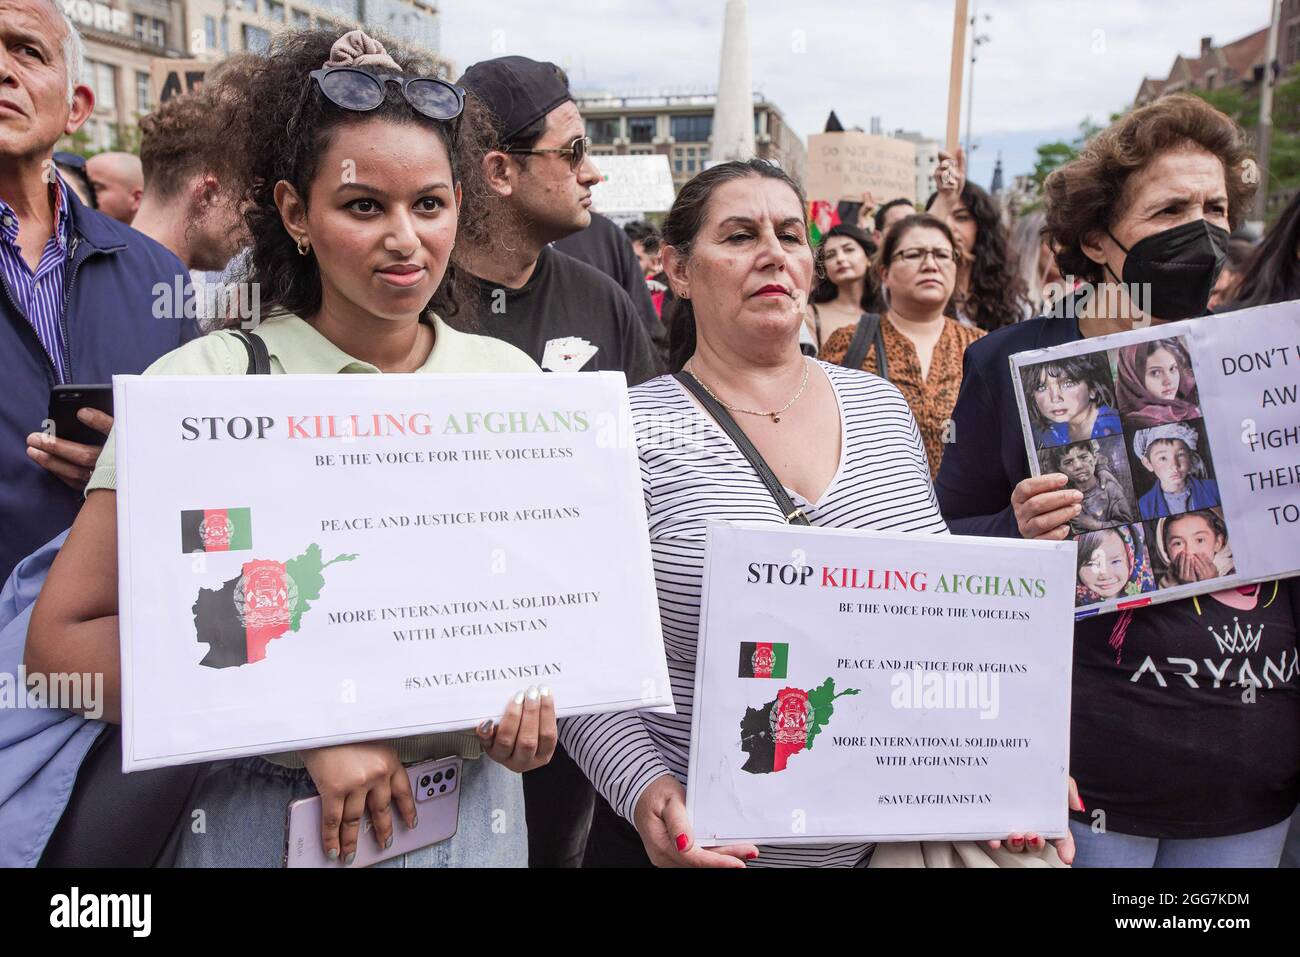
[{"x1": 712, "y1": 0, "x2": 755, "y2": 163}]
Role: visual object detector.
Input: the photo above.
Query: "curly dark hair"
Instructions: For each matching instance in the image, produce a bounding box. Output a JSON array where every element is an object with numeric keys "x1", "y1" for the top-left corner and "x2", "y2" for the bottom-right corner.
[
  {"x1": 1044, "y1": 93, "x2": 1256, "y2": 286},
  {"x1": 221, "y1": 28, "x2": 497, "y2": 327},
  {"x1": 926, "y1": 181, "x2": 1028, "y2": 330}
]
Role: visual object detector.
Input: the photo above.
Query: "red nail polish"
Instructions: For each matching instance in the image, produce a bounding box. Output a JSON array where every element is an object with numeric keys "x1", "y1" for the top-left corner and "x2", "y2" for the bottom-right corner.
[
  {"x1": 675, "y1": 833, "x2": 688, "y2": 852},
  {"x1": 746, "y1": 851, "x2": 758, "y2": 860},
  {"x1": 1009, "y1": 837, "x2": 1023, "y2": 847},
  {"x1": 1080, "y1": 799, "x2": 1087, "y2": 812}
]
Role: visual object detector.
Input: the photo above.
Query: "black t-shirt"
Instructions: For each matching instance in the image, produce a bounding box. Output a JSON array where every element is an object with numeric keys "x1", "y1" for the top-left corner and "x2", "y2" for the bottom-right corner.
[
  {"x1": 552, "y1": 213, "x2": 668, "y2": 365},
  {"x1": 1069, "y1": 582, "x2": 1300, "y2": 838},
  {"x1": 469, "y1": 246, "x2": 661, "y2": 386}
]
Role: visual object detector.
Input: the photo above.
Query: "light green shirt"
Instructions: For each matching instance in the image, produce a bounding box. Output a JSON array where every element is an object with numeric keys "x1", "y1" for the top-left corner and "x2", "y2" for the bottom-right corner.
[{"x1": 90, "y1": 312, "x2": 539, "y2": 767}]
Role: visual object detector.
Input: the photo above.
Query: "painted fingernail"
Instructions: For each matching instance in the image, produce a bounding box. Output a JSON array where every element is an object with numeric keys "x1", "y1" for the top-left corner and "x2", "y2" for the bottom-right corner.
[
  {"x1": 539, "y1": 686, "x2": 551, "y2": 698},
  {"x1": 411, "y1": 814, "x2": 418, "y2": 829},
  {"x1": 526, "y1": 685, "x2": 539, "y2": 702},
  {"x1": 1080, "y1": 799, "x2": 1087, "y2": 812},
  {"x1": 1009, "y1": 837, "x2": 1023, "y2": 847},
  {"x1": 327, "y1": 848, "x2": 338, "y2": 862},
  {"x1": 344, "y1": 851, "x2": 356, "y2": 865},
  {"x1": 1073, "y1": 505, "x2": 1082, "y2": 514},
  {"x1": 513, "y1": 691, "x2": 525, "y2": 706},
  {"x1": 384, "y1": 834, "x2": 393, "y2": 850},
  {"x1": 675, "y1": 833, "x2": 688, "y2": 852},
  {"x1": 477, "y1": 718, "x2": 494, "y2": 734},
  {"x1": 746, "y1": 851, "x2": 758, "y2": 860}
]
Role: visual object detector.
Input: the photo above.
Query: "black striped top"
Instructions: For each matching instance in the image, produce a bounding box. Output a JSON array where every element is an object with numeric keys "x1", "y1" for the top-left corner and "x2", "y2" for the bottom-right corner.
[{"x1": 560, "y1": 361, "x2": 949, "y2": 867}]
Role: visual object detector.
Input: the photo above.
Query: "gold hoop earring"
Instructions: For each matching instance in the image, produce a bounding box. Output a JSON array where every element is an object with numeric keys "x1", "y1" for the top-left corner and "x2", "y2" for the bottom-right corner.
[{"x1": 297, "y1": 236, "x2": 310, "y2": 256}]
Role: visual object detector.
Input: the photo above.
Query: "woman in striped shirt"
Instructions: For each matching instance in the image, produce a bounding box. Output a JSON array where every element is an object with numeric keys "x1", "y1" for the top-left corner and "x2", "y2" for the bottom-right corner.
[{"x1": 561, "y1": 159, "x2": 1075, "y2": 867}]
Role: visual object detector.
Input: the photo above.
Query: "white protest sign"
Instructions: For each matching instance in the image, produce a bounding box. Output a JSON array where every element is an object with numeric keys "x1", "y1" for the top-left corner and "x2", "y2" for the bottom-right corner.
[
  {"x1": 805, "y1": 132, "x2": 917, "y2": 206},
  {"x1": 1010, "y1": 301, "x2": 1300, "y2": 618},
  {"x1": 687, "y1": 521, "x2": 1076, "y2": 845},
  {"x1": 113, "y1": 372, "x2": 671, "y2": 771},
  {"x1": 589, "y1": 154, "x2": 677, "y2": 214}
]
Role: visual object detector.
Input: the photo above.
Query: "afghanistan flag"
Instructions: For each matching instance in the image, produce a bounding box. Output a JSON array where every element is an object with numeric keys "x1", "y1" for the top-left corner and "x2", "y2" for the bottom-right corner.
[
  {"x1": 181, "y1": 507, "x2": 252, "y2": 553},
  {"x1": 738, "y1": 641, "x2": 788, "y2": 678},
  {"x1": 808, "y1": 200, "x2": 841, "y2": 246}
]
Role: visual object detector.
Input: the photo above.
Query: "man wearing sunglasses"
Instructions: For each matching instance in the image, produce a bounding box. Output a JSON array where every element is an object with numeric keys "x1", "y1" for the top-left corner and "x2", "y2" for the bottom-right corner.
[
  {"x1": 453, "y1": 55, "x2": 660, "y2": 869},
  {"x1": 454, "y1": 56, "x2": 659, "y2": 390}
]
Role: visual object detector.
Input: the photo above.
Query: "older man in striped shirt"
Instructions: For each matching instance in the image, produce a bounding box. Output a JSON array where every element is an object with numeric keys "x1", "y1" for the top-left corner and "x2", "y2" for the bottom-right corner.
[{"x1": 1, "y1": 0, "x2": 199, "y2": 583}]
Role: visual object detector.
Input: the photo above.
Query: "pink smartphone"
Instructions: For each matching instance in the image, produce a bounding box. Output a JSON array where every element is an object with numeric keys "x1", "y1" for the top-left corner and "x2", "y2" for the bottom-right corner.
[{"x1": 284, "y1": 756, "x2": 462, "y2": 868}]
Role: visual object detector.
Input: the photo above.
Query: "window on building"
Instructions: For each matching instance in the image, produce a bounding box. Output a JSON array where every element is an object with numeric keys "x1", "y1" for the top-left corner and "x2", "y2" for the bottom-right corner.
[
  {"x1": 204, "y1": 15, "x2": 217, "y2": 52},
  {"x1": 670, "y1": 114, "x2": 711, "y2": 142},
  {"x1": 135, "y1": 71, "x2": 151, "y2": 114},
  {"x1": 133, "y1": 13, "x2": 147, "y2": 41},
  {"x1": 220, "y1": 19, "x2": 229, "y2": 53},
  {"x1": 629, "y1": 147, "x2": 653, "y2": 156},
  {"x1": 150, "y1": 18, "x2": 166, "y2": 47},
  {"x1": 243, "y1": 24, "x2": 271, "y2": 53},
  {"x1": 586, "y1": 117, "x2": 620, "y2": 145},
  {"x1": 267, "y1": 0, "x2": 286, "y2": 22},
  {"x1": 673, "y1": 151, "x2": 683, "y2": 174},
  {"x1": 88, "y1": 60, "x2": 116, "y2": 112},
  {"x1": 292, "y1": 8, "x2": 311, "y2": 27},
  {"x1": 628, "y1": 116, "x2": 655, "y2": 144}
]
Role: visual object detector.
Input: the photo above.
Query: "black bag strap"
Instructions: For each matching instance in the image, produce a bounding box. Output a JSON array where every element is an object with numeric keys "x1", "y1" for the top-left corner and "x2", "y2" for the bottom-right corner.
[
  {"x1": 674, "y1": 370, "x2": 811, "y2": 526},
  {"x1": 232, "y1": 330, "x2": 271, "y2": 375},
  {"x1": 840, "y1": 312, "x2": 888, "y2": 380}
]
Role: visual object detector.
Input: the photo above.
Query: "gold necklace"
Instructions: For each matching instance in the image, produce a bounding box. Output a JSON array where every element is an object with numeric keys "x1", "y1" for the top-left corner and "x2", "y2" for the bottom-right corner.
[{"x1": 687, "y1": 358, "x2": 811, "y2": 424}]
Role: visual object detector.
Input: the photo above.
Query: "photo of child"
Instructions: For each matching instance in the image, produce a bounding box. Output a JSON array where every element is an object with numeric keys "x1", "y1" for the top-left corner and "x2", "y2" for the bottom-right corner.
[
  {"x1": 1074, "y1": 524, "x2": 1155, "y2": 606},
  {"x1": 1147, "y1": 507, "x2": 1235, "y2": 589},
  {"x1": 1116, "y1": 336, "x2": 1202, "y2": 429},
  {"x1": 1040, "y1": 436, "x2": 1137, "y2": 533},
  {"x1": 1131, "y1": 421, "x2": 1220, "y2": 520},
  {"x1": 1021, "y1": 354, "x2": 1122, "y2": 449}
]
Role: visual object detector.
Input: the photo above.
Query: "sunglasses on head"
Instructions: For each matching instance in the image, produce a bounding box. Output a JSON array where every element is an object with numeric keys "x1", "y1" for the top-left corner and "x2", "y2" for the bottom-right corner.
[
  {"x1": 309, "y1": 67, "x2": 465, "y2": 122},
  {"x1": 503, "y1": 135, "x2": 592, "y2": 170}
]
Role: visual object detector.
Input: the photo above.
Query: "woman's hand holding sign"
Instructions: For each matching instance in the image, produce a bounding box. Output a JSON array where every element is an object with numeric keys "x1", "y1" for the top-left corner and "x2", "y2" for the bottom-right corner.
[
  {"x1": 476, "y1": 686, "x2": 558, "y2": 772},
  {"x1": 1012, "y1": 473, "x2": 1083, "y2": 541}
]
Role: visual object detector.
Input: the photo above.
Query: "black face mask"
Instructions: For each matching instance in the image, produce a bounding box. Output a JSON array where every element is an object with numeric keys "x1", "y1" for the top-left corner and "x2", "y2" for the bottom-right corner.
[{"x1": 1105, "y1": 219, "x2": 1229, "y2": 320}]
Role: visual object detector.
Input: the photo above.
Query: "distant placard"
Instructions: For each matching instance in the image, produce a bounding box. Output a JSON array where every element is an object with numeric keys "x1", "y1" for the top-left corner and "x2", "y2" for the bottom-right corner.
[
  {"x1": 590, "y1": 155, "x2": 677, "y2": 214},
  {"x1": 805, "y1": 132, "x2": 917, "y2": 206},
  {"x1": 151, "y1": 58, "x2": 210, "y2": 106}
]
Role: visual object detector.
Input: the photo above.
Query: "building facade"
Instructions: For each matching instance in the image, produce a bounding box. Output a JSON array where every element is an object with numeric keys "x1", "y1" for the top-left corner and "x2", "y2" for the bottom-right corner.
[
  {"x1": 573, "y1": 92, "x2": 807, "y2": 192},
  {"x1": 1134, "y1": 30, "x2": 1269, "y2": 108},
  {"x1": 891, "y1": 129, "x2": 939, "y2": 207},
  {"x1": 63, "y1": 0, "x2": 444, "y2": 152}
]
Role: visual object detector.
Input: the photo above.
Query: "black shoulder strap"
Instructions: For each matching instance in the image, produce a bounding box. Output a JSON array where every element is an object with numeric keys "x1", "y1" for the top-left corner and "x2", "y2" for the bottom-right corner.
[
  {"x1": 841, "y1": 313, "x2": 888, "y2": 380},
  {"x1": 232, "y1": 331, "x2": 271, "y2": 375},
  {"x1": 674, "y1": 371, "x2": 811, "y2": 526}
]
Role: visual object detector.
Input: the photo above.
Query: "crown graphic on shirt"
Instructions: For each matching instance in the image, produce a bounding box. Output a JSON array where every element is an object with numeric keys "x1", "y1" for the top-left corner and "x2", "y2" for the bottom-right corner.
[{"x1": 1207, "y1": 617, "x2": 1263, "y2": 656}]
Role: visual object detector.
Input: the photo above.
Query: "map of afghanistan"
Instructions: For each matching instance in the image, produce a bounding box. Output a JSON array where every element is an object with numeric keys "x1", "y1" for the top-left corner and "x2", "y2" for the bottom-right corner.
[
  {"x1": 192, "y1": 544, "x2": 358, "y2": 669},
  {"x1": 740, "y1": 678, "x2": 860, "y2": 774}
]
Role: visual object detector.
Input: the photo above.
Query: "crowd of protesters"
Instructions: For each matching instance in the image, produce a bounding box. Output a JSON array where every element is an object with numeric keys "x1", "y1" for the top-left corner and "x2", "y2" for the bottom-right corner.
[{"x1": 0, "y1": 0, "x2": 1296, "y2": 869}]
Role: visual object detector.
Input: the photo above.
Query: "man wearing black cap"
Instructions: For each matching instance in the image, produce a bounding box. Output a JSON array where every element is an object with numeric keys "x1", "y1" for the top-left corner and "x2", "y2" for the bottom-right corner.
[
  {"x1": 455, "y1": 55, "x2": 659, "y2": 387},
  {"x1": 454, "y1": 55, "x2": 658, "y2": 867}
]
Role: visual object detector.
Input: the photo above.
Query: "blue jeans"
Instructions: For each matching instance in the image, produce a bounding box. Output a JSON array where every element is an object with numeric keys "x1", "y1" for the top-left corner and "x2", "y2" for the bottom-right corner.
[
  {"x1": 164, "y1": 755, "x2": 528, "y2": 867},
  {"x1": 1068, "y1": 818, "x2": 1290, "y2": 868}
]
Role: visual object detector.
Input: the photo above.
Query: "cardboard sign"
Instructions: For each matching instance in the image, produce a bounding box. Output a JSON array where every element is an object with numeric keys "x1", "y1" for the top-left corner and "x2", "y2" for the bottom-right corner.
[
  {"x1": 589, "y1": 154, "x2": 677, "y2": 214},
  {"x1": 805, "y1": 132, "x2": 917, "y2": 206},
  {"x1": 151, "y1": 58, "x2": 210, "y2": 106}
]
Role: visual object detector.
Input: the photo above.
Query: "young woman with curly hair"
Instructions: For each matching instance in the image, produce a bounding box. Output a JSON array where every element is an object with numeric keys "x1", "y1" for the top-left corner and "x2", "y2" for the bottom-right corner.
[{"x1": 27, "y1": 28, "x2": 555, "y2": 868}]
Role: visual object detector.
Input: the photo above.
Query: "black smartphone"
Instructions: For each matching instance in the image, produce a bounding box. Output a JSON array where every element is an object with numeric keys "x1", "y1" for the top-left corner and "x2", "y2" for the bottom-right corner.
[{"x1": 47, "y1": 384, "x2": 113, "y2": 446}]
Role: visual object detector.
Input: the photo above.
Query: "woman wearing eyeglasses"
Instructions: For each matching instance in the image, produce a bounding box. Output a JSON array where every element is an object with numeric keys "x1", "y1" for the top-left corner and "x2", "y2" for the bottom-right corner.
[
  {"x1": 819, "y1": 214, "x2": 983, "y2": 477},
  {"x1": 27, "y1": 30, "x2": 556, "y2": 868}
]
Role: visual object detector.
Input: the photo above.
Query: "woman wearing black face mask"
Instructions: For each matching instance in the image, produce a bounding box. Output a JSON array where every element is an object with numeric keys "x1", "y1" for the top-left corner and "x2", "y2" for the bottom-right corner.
[{"x1": 936, "y1": 93, "x2": 1300, "y2": 868}]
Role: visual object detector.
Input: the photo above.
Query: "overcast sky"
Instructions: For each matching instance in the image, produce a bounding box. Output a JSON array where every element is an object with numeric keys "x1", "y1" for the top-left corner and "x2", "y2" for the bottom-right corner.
[{"x1": 440, "y1": 0, "x2": 1269, "y2": 186}]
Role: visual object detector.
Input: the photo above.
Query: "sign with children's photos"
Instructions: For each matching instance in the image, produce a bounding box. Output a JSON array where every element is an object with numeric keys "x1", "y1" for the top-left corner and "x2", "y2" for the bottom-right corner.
[{"x1": 1010, "y1": 301, "x2": 1300, "y2": 618}]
